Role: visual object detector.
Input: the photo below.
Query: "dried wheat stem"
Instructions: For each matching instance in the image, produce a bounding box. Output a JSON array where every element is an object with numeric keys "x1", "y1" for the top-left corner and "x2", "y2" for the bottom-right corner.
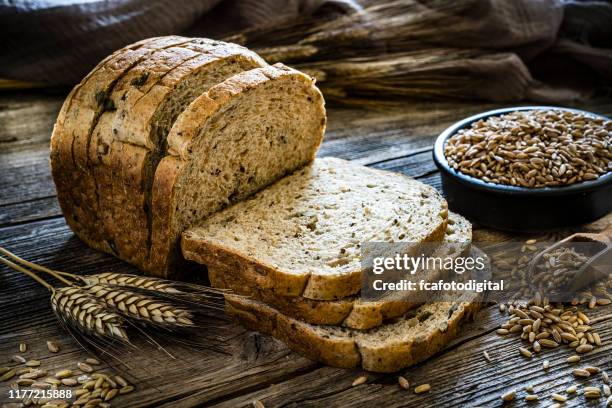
[
  {"x1": 51, "y1": 287, "x2": 129, "y2": 342},
  {"x1": 0, "y1": 246, "x2": 76, "y2": 285},
  {"x1": 0, "y1": 255, "x2": 53, "y2": 290}
]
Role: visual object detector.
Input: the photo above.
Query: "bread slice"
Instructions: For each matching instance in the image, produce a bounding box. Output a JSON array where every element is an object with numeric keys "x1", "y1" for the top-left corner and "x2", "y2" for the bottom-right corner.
[
  {"x1": 51, "y1": 36, "x2": 194, "y2": 255},
  {"x1": 182, "y1": 157, "x2": 448, "y2": 300},
  {"x1": 207, "y1": 212, "x2": 470, "y2": 329},
  {"x1": 225, "y1": 290, "x2": 482, "y2": 372},
  {"x1": 152, "y1": 63, "x2": 326, "y2": 276},
  {"x1": 89, "y1": 40, "x2": 266, "y2": 268}
]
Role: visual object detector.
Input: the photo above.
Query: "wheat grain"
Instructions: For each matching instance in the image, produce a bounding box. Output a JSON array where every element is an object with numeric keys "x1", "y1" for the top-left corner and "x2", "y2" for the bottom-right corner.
[
  {"x1": 414, "y1": 384, "x2": 431, "y2": 394},
  {"x1": 566, "y1": 355, "x2": 580, "y2": 363},
  {"x1": 13, "y1": 355, "x2": 26, "y2": 363},
  {"x1": 46, "y1": 341, "x2": 60, "y2": 353},
  {"x1": 119, "y1": 385, "x2": 134, "y2": 394},
  {"x1": 104, "y1": 388, "x2": 118, "y2": 401},
  {"x1": 17, "y1": 379, "x2": 34, "y2": 386},
  {"x1": 519, "y1": 347, "x2": 532, "y2": 358},
  {"x1": 1, "y1": 369, "x2": 16, "y2": 381},
  {"x1": 551, "y1": 393, "x2": 567, "y2": 402},
  {"x1": 85, "y1": 358, "x2": 100, "y2": 365},
  {"x1": 77, "y1": 362, "x2": 94, "y2": 373},
  {"x1": 398, "y1": 376, "x2": 410, "y2": 390},
  {"x1": 501, "y1": 389, "x2": 516, "y2": 401},
  {"x1": 576, "y1": 344, "x2": 593, "y2": 353},
  {"x1": 572, "y1": 369, "x2": 590, "y2": 378},
  {"x1": 539, "y1": 339, "x2": 559, "y2": 348},
  {"x1": 61, "y1": 378, "x2": 77, "y2": 386},
  {"x1": 352, "y1": 375, "x2": 367, "y2": 386},
  {"x1": 55, "y1": 370, "x2": 72, "y2": 379},
  {"x1": 44, "y1": 377, "x2": 61, "y2": 385},
  {"x1": 566, "y1": 385, "x2": 577, "y2": 394},
  {"x1": 584, "y1": 386, "x2": 601, "y2": 398}
]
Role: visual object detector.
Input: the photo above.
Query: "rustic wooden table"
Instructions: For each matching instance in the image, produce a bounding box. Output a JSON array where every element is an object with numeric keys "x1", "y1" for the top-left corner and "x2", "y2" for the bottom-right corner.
[{"x1": 0, "y1": 91, "x2": 610, "y2": 407}]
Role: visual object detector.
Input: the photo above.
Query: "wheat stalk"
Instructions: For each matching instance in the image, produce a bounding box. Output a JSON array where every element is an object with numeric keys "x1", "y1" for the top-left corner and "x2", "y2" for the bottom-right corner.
[
  {"x1": 224, "y1": 0, "x2": 511, "y2": 103},
  {"x1": 51, "y1": 286, "x2": 130, "y2": 342},
  {"x1": 86, "y1": 284, "x2": 194, "y2": 327},
  {"x1": 0, "y1": 246, "x2": 228, "y2": 352}
]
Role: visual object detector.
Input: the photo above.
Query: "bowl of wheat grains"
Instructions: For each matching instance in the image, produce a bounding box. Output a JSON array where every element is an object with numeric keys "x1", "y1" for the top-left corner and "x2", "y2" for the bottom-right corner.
[{"x1": 433, "y1": 106, "x2": 612, "y2": 231}]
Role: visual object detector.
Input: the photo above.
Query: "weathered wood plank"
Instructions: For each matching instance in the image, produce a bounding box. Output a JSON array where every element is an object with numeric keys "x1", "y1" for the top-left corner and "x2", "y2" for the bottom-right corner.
[
  {"x1": 0, "y1": 91, "x2": 64, "y2": 150},
  {"x1": 0, "y1": 196, "x2": 61, "y2": 227},
  {"x1": 0, "y1": 145, "x2": 55, "y2": 207}
]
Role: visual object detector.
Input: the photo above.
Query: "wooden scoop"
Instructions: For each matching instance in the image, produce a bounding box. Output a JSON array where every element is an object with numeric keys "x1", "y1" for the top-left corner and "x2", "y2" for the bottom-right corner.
[{"x1": 528, "y1": 230, "x2": 611, "y2": 294}]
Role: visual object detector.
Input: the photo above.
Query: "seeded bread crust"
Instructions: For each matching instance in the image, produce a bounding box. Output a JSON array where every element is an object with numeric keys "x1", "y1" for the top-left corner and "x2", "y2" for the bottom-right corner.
[
  {"x1": 225, "y1": 292, "x2": 482, "y2": 373},
  {"x1": 51, "y1": 36, "x2": 192, "y2": 255},
  {"x1": 208, "y1": 212, "x2": 470, "y2": 329},
  {"x1": 150, "y1": 64, "x2": 326, "y2": 276},
  {"x1": 94, "y1": 42, "x2": 266, "y2": 269},
  {"x1": 182, "y1": 158, "x2": 448, "y2": 300}
]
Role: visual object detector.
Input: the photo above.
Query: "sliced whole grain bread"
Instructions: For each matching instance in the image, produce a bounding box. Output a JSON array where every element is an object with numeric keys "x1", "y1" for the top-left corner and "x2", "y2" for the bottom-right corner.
[
  {"x1": 50, "y1": 36, "x2": 193, "y2": 254},
  {"x1": 90, "y1": 41, "x2": 267, "y2": 268},
  {"x1": 207, "y1": 212, "x2": 470, "y2": 329},
  {"x1": 225, "y1": 290, "x2": 482, "y2": 372},
  {"x1": 182, "y1": 157, "x2": 449, "y2": 300},
  {"x1": 152, "y1": 63, "x2": 326, "y2": 276}
]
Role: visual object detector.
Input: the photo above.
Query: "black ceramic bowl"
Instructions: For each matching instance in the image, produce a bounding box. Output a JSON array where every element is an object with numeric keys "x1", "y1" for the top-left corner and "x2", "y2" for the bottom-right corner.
[{"x1": 433, "y1": 106, "x2": 612, "y2": 231}]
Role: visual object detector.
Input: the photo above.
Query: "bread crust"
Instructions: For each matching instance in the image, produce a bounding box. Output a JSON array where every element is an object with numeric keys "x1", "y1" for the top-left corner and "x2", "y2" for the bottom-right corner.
[
  {"x1": 151, "y1": 64, "x2": 326, "y2": 276},
  {"x1": 225, "y1": 293, "x2": 482, "y2": 373}
]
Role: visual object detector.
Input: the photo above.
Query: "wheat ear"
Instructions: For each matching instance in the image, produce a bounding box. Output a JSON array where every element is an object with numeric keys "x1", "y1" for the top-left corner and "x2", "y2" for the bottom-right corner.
[
  {"x1": 82, "y1": 272, "x2": 183, "y2": 294},
  {"x1": 86, "y1": 284, "x2": 194, "y2": 328},
  {"x1": 51, "y1": 286, "x2": 130, "y2": 343}
]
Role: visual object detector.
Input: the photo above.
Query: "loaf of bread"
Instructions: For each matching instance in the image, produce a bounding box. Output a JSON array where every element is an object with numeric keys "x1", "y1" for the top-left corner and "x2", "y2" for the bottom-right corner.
[
  {"x1": 225, "y1": 290, "x2": 481, "y2": 373},
  {"x1": 207, "y1": 212, "x2": 470, "y2": 329},
  {"x1": 50, "y1": 37, "x2": 326, "y2": 277},
  {"x1": 181, "y1": 157, "x2": 449, "y2": 300}
]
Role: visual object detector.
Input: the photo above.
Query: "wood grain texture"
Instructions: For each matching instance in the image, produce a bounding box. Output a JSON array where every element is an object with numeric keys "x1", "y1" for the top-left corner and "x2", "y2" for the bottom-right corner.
[{"x1": 0, "y1": 92, "x2": 611, "y2": 407}]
